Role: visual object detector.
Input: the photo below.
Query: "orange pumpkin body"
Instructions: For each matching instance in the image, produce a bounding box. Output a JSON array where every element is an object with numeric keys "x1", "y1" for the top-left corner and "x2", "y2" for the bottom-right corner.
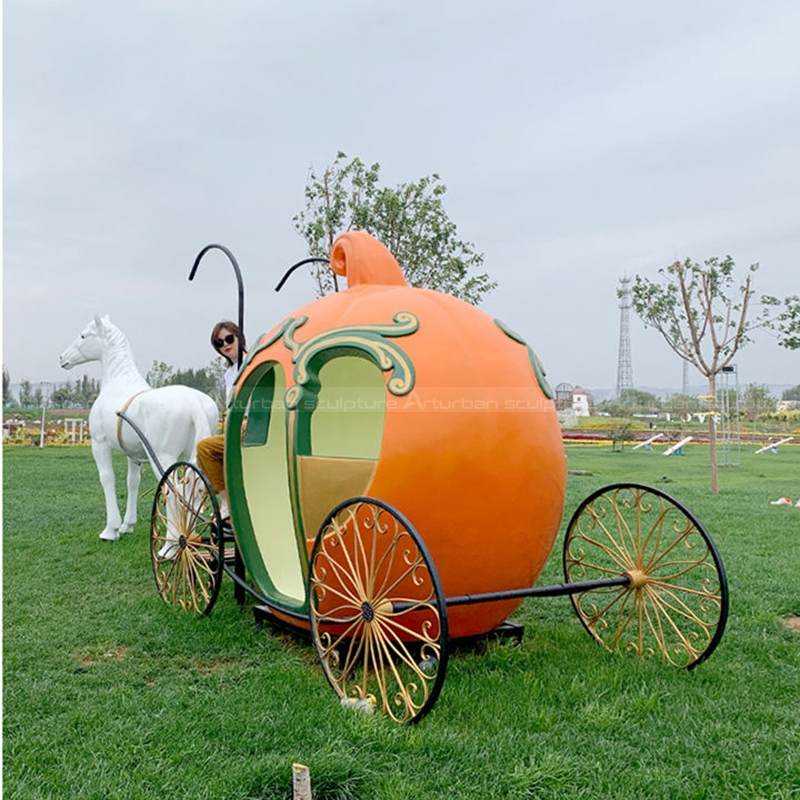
[{"x1": 226, "y1": 232, "x2": 566, "y2": 639}]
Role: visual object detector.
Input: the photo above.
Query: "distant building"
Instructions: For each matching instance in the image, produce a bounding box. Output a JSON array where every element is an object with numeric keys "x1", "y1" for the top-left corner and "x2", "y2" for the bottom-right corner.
[
  {"x1": 572, "y1": 386, "x2": 594, "y2": 417},
  {"x1": 554, "y1": 382, "x2": 595, "y2": 423}
]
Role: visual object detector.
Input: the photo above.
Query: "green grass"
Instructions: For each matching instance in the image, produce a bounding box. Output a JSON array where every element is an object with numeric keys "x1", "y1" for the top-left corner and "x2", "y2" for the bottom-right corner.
[{"x1": 4, "y1": 444, "x2": 799, "y2": 799}]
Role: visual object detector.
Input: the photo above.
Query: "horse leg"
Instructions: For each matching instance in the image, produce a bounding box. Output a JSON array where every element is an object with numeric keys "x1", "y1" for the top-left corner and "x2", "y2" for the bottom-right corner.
[
  {"x1": 120, "y1": 458, "x2": 142, "y2": 534},
  {"x1": 91, "y1": 439, "x2": 122, "y2": 541}
]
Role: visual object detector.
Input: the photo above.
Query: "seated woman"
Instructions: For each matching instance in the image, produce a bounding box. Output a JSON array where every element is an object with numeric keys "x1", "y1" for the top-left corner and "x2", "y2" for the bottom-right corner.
[{"x1": 197, "y1": 320, "x2": 246, "y2": 520}]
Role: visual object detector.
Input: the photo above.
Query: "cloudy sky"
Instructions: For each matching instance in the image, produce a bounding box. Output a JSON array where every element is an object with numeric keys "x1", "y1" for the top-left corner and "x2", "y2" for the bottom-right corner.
[{"x1": 4, "y1": 0, "x2": 799, "y2": 397}]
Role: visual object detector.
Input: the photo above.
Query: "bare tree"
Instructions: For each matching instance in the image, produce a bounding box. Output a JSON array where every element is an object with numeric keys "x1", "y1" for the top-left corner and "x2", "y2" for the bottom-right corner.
[{"x1": 631, "y1": 256, "x2": 777, "y2": 493}]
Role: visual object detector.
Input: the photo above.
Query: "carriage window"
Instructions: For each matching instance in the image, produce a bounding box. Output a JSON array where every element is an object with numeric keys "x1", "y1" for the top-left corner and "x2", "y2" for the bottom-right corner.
[
  {"x1": 308, "y1": 355, "x2": 385, "y2": 459},
  {"x1": 242, "y1": 369, "x2": 276, "y2": 448},
  {"x1": 294, "y1": 353, "x2": 385, "y2": 545}
]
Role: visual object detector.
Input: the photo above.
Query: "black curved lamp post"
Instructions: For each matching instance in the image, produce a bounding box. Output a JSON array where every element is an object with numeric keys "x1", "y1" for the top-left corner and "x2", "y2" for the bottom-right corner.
[
  {"x1": 274, "y1": 257, "x2": 330, "y2": 293},
  {"x1": 189, "y1": 244, "x2": 246, "y2": 368}
]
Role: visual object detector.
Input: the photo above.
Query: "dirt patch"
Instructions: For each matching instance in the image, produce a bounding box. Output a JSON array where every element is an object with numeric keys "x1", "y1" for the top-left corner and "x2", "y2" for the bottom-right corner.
[
  {"x1": 80, "y1": 645, "x2": 130, "y2": 666},
  {"x1": 783, "y1": 616, "x2": 800, "y2": 633}
]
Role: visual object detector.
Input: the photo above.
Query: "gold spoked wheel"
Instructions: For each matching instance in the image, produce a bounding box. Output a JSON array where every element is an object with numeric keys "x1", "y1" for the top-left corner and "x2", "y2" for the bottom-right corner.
[
  {"x1": 150, "y1": 462, "x2": 224, "y2": 617},
  {"x1": 309, "y1": 498, "x2": 449, "y2": 724},
  {"x1": 563, "y1": 483, "x2": 728, "y2": 670}
]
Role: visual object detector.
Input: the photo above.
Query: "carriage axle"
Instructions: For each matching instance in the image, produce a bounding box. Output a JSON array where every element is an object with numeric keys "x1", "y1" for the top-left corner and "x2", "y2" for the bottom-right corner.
[{"x1": 390, "y1": 575, "x2": 632, "y2": 614}]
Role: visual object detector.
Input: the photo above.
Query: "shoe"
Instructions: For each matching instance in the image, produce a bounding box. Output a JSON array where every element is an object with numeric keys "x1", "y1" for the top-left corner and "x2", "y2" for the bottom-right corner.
[
  {"x1": 218, "y1": 489, "x2": 230, "y2": 521},
  {"x1": 770, "y1": 496, "x2": 792, "y2": 505}
]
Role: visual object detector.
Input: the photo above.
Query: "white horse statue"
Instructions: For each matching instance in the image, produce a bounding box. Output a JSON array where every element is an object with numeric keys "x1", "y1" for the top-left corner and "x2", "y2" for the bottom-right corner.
[{"x1": 60, "y1": 314, "x2": 220, "y2": 541}]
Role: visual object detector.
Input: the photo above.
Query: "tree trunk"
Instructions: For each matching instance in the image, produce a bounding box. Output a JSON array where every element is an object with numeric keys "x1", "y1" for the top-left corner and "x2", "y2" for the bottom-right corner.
[{"x1": 707, "y1": 374, "x2": 718, "y2": 494}]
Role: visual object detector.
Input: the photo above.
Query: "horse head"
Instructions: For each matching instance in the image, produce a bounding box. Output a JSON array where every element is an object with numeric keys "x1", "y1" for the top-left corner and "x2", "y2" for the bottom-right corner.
[{"x1": 59, "y1": 314, "x2": 109, "y2": 370}]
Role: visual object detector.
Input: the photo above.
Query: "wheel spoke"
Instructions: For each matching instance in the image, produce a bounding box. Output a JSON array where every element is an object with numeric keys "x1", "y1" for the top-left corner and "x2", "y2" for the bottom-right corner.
[
  {"x1": 372, "y1": 547, "x2": 430, "y2": 608},
  {"x1": 613, "y1": 596, "x2": 635, "y2": 643},
  {"x1": 642, "y1": 587, "x2": 702, "y2": 665},
  {"x1": 371, "y1": 619, "x2": 429, "y2": 722},
  {"x1": 315, "y1": 550, "x2": 365, "y2": 607},
  {"x1": 575, "y1": 585, "x2": 630, "y2": 630},
  {"x1": 565, "y1": 555, "x2": 626, "y2": 578},
  {"x1": 643, "y1": 519, "x2": 696, "y2": 572},
  {"x1": 646, "y1": 581, "x2": 721, "y2": 631},
  {"x1": 326, "y1": 516, "x2": 368, "y2": 602},
  {"x1": 573, "y1": 520, "x2": 635, "y2": 572}
]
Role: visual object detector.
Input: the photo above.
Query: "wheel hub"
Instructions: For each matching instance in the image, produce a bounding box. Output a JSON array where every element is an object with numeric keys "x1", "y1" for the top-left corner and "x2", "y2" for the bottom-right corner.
[
  {"x1": 626, "y1": 568, "x2": 648, "y2": 588},
  {"x1": 178, "y1": 534, "x2": 187, "y2": 550},
  {"x1": 361, "y1": 601, "x2": 375, "y2": 622}
]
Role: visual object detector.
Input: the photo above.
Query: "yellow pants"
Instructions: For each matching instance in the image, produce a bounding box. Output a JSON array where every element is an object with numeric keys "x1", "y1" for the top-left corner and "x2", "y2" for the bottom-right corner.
[{"x1": 197, "y1": 435, "x2": 225, "y2": 492}]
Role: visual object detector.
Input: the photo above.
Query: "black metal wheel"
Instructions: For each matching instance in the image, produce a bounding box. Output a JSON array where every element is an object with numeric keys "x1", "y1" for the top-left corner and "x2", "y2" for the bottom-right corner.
[
  {"x1": 150, "y1": 461, "x2": 224, "y2": 617},
  {"x1": 563, "y1": 483, "x2": 728, "y2": 669},
  {"x1": 309, "y1": 498, "x2": 449, "y2": 724}
]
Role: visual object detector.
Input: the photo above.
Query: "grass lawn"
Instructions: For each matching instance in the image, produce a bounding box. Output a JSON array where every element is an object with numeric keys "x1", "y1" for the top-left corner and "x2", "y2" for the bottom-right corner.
[{"x1": 3, "y1": 443, "x2": 799, "y2": 800}]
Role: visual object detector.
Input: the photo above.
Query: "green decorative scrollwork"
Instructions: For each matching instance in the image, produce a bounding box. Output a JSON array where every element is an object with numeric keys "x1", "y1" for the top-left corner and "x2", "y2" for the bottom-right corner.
[
  {"x1": 282, "y1": 312, "x2": 418, "y2": 398},
  {"x1": 283, "y1": 384, "x2": 303, "y2": 410},
  {"x1": 239, "y1": 317, "x2": 306, "y2": 376},
  {"x1": 493, "y1": 318, "x2": 554, "y2": 399}
]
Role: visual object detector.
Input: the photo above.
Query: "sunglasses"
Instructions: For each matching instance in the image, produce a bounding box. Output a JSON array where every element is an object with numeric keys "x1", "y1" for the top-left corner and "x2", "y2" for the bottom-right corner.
[{"x1": 214, "y1": 333, "x2": 236, "y2": 349}]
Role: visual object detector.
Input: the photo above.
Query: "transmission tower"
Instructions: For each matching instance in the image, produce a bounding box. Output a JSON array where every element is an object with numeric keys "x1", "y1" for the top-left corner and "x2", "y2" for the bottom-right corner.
[{"x1": 615, "y1": 276, "x2": 634, "y2": 399}]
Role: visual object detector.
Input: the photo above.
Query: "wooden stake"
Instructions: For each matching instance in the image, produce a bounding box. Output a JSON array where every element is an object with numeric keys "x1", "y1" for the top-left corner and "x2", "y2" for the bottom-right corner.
[{"x1": 292, "y1": 763, "x2": 312, "y2": 800}]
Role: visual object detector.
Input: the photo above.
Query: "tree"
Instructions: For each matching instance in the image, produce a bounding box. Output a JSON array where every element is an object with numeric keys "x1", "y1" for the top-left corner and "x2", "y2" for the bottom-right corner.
[
  {"x1": 608, "y1": 422, "x2": 634, "y2": 452},
  {"x1": 597, "y1": 389, "x2": 661, "y2": 417},
  {"x1": 146, "y1": 361, "x2": 175, "y2": 388},
  {"x1": 631, "y1": 256, "x2": 778, "y2": 493},
  {"x1": 19, "y1": 378, "x2": 38, "y2": 408},
  {"x1": 782, "y1": 385, "x2": 800, "y2": 402},
  {"x1": 171, "y1": 360, "x2": 228, "y2": 411},
  {"x1": 171, "y1": 367, "x2": 215, "y2": 394},
  {"x1": 75, "y1": 374, "x2": 100, "y2": 407},
  {"x1": 147, "y1": 358, "x2": 228, "y2": 411},
  {"x1": 666, "y1": 393, "x2": 700, "y2": 416},
  {"x1": 741, "y1": 383, "x2": 776, "y2": 419},
  {"x1": 776, "y1": 295, "x2": 800, "y2": 350},
  {"x1": 50, "y1": 384, "x2": 77, "y2": 408},
  {"x1": 293, "y1": 151, "x2": 496, "y2": 304},
  {"x1": 3, "y1": 367, "x2": 13, "y2": 407},
  {"x1": 203, "y1": 359, "x2": 228, "y2": 411},
  {"x1": 619, "y1": 388, "x2": 662, "y2": 411}
]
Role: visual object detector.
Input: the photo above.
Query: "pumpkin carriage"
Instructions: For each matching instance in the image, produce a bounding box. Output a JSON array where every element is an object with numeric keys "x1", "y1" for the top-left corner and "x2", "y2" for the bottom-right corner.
[{"x1": 144, "y1": 232, "x2": 729, "y2": 724}]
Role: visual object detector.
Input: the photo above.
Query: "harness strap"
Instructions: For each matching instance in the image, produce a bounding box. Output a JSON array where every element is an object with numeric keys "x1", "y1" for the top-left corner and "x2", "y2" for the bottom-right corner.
[{"x1": 116, "y1": 389, "x2": 151, "y2": 449}]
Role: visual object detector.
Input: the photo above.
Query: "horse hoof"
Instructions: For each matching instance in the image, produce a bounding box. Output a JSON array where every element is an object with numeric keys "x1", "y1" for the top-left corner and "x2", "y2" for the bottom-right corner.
[
  {"x1": 99, "y1": 530, "x2": 120, "y2": 542},
  {"x1": 120, "y1": 525, "x2": 135, "y2": 535}
]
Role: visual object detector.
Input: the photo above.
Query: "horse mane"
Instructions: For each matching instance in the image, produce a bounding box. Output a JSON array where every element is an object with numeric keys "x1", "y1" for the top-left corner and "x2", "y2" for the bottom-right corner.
[
  {"x1": 96, "y1": 317, "x2": 148, "y2": 386},
  {"x1": 101, "y1": 319, "x2": 131, "y2": 352}
]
